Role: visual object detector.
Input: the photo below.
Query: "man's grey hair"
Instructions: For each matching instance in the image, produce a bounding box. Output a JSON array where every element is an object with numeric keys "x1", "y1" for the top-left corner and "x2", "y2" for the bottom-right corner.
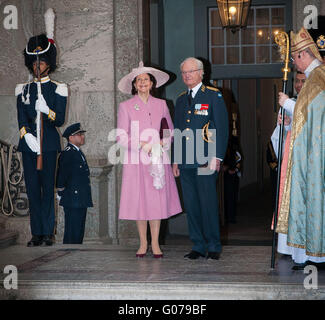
[{"x1": 180, "y1": 57, "x2": 205, "y2": 78}]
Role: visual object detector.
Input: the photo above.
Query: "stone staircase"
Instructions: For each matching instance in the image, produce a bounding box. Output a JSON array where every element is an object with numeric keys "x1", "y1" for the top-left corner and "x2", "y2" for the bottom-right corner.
[{"x1": 0, "y1": 216, "x2": 19, "y2": 249}]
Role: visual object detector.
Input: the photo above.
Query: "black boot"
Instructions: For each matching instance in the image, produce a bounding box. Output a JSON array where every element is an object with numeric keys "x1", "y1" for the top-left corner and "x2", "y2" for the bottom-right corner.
[
  {"x1": 27, "y1": 235, "x2": 43, "y2": 247},
  {"x1": 42, "y1": 235, "x2": 54, "y2": 246}
]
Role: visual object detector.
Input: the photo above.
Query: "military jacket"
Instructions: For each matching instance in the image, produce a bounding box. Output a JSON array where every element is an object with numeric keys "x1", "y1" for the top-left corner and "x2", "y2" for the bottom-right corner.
[
  {"x1": 57, "y1": 143, "x2": 93, "y2": 208},
  {"x1": 173, "y1": 84, "x2": 229, "y2": 168},
  {"x1": 15, "y1": 76, "x2": 67, "y2": 152}
]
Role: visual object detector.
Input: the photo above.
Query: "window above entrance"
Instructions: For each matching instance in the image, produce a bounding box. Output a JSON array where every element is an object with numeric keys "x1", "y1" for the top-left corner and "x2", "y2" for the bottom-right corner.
[
  {"x1": 194, "y1": 0, "x2": 292, "y2": 79},
  {"x1": 209, "y1": 6, "x2": 286, "y2": 65}
]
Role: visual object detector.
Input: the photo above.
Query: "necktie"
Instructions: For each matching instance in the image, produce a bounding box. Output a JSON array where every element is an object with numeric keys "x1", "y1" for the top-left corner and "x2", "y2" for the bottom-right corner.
[
  {"x1": 188, "y1": 89, "x2": 193, "y2": 106},
  {"x1": 79, "y1": 149, "x2": 86, "y2": 163}
]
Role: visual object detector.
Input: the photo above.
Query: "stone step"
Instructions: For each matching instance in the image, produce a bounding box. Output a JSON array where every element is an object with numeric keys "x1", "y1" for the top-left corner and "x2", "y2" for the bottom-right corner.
[
  {"x1": 1, "y1": 281, "x2": 324, "y2": 300},
  {"x1": 0, "y1": 229, "x2": 18, "y2": 249}
]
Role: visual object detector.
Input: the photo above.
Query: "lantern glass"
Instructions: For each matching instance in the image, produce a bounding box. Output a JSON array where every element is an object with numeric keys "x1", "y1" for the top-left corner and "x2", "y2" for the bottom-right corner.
[{"x1": 217, "y1": 0, "x2": 251, "y2": 32}]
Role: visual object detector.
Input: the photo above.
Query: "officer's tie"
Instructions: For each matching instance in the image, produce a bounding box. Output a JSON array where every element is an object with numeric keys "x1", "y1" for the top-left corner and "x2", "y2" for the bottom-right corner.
[
  {"x1": 188, "y1": 89, "x2": 193, "y2": 106},
  {"x1": 79, "y1": 149, "x2": 86, "y2": 163}
]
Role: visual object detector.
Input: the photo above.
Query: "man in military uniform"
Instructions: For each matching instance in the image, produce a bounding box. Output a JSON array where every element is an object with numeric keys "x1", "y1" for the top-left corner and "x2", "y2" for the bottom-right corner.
[
  {"x1": 223, "y1": 135, "x2": 242, "y2": 224},
  {"x1": 172, "y1": 57, "x2": 228, "y2": 260},
  {"x1": 57, "y1": 123, "x2": 93, "y2": 244},
  {"x1": 16, "y1": 11, "x2": 68, "y2": 247}
]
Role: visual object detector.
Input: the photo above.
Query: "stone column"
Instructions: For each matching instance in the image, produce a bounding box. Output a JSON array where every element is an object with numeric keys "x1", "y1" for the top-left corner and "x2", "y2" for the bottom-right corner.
[
  {"x1": 55, "y1": 164, "x2": 113, "y2": 244},
  {"x1": 113, "y1": 0, "x2": 147, "y2": 245},
  {"x1": 0, "y1": 0, "x2": 34, "y2": 145}
]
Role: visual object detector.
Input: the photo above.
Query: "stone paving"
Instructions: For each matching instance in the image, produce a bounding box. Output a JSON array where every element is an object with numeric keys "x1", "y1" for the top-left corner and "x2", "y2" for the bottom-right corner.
[{"x1": 0, "y1": 243, "x2": 325, "y2": 300}]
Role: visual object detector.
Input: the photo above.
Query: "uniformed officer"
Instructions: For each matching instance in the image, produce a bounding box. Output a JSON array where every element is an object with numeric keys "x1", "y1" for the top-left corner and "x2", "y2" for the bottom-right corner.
[
  {"x1": 172, "y1": 57, "x2": 229, "y2": 260},
  {"x1": 57, "y1": 123, "x2": 93, "y2": 244},
  {"x1": 16, "y1": 9, "x2": 68, "y2": 247},
  {"x1": 223, "y1": 135, "x2": 242, "y2": 224}
]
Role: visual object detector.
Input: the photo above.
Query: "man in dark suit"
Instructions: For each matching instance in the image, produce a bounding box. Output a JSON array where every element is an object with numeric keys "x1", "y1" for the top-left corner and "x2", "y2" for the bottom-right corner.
[
  {"x1": 173, "y1": 57, "x2": 229, "y2": 260},
  {"x1": 57, "y1": 123, "x2": 93, "y2": 244},
  {"x1": 16, "y1": 32, "x2": 67, "y2": 247}
]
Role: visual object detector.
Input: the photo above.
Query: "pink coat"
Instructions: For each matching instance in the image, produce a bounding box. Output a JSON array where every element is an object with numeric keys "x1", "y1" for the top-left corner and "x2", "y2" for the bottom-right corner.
[{"x1": 117, "y1": 94, "x2": 182, "y2": 220}]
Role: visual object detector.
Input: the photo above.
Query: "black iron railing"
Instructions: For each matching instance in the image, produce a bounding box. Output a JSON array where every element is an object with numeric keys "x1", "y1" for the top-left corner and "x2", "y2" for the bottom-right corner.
[{"x1": 0, "y1": 139, "x2": 29, "y2": 217}]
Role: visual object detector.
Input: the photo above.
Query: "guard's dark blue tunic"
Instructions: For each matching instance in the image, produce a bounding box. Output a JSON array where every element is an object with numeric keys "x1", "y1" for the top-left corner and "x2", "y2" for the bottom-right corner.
[
  {"x1": 174, "y1": 84, "x2": 229, "y2": 255},
  {"x1": 57, "y1": 143, "x2": 93, "y2": 244},
  {"x1": 16, "y1": 77, "x2": 67, "y2": 237}
]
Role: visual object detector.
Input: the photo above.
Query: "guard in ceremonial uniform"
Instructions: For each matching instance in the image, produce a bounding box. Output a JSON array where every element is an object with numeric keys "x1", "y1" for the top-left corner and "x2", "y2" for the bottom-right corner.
[
  {"x1": 16, "y1": 9, "x2": 68, "y2": 247},
  {"x1": 57, "y1": 123, "x2": 93, "y2": 244},
  {"x1": 173, "y1": 57, "x2": 229, "y2": 260}
]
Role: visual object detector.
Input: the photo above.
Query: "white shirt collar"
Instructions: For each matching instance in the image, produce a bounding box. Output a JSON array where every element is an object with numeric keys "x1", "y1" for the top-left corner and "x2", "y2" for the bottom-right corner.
[
  {"x1": 188, "y1": 82, "x2": 202, "y2": 98},
  {"x1": 304, "y1": 59, "x2": 322, "y2": 78}
]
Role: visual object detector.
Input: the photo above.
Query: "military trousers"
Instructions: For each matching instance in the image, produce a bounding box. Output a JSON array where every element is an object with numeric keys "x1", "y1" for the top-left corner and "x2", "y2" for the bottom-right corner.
[
  {"x1": 179, "y1": 168, "x2": 221, "y2": 255},
  {"x1": 22, "y1": 151, "x2": 57, "y2": 236},
  {"x1": 63, "y1": 207, "x2": 87, "y2": 244}
]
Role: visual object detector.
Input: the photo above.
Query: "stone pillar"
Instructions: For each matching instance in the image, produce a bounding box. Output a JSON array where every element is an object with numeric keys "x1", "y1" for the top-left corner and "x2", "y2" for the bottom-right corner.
[
  {"x1": 0, "y1": 0, "x2": 34, "y2": 145},
  {"x1": 113, "y1": 0, "x2": 147, "y2": 245},
  {"x1": 55, "y1": 164, "x2": 113, "y2": 244}
]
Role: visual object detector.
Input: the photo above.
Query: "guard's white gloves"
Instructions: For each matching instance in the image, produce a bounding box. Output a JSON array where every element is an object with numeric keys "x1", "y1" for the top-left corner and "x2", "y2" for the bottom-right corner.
[
  {"x1": 35, "y1": 94, "x2": 50, "y2": 115},
  {"x1": 24, "y1": 133, "x2": 40, "y2": 153}
]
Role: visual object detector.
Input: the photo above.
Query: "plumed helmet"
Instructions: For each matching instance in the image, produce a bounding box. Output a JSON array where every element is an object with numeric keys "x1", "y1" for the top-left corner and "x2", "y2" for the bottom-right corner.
[
  {"x1": 23, "y1": 8, "x2": 57, "y2": 74},
  {"x1": 23, "y1": 33, "x2": 57, "y2": 74}
]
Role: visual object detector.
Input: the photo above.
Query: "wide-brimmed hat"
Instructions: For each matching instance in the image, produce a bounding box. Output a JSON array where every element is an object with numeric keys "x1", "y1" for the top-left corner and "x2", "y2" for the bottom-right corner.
[
  {"x1": 118, "y1": 61, "x2": 169, "y2": 94},
  {"x1": 290, "y1": 27, "x2": 323, "y2": 62}
]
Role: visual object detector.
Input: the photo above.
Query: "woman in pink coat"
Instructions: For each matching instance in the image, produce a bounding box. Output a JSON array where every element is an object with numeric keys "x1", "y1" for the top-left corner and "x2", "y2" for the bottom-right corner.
[{"x1": 117, "y1": 62, "x2": 182, "y2": 258}]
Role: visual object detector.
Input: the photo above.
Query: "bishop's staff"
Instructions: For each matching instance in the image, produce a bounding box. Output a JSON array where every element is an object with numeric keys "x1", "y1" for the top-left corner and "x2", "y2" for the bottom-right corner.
[{"x1": 271, "y1": 31, "x2": 291, "y2": 269}]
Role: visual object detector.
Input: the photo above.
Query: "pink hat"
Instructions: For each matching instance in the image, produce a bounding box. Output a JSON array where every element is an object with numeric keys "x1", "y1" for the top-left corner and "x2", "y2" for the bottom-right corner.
[{"x1": 118, "y1": 61, "x2": 169, "y2": 94}]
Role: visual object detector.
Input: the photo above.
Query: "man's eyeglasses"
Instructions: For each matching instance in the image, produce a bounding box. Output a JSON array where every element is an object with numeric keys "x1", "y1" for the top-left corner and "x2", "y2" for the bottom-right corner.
[
  {"x1": 181, "y1": 69, "x2": 202, "y2": 76},
  {"x1": 290, "y1": 53, "x2": 301, "y2": 63}
]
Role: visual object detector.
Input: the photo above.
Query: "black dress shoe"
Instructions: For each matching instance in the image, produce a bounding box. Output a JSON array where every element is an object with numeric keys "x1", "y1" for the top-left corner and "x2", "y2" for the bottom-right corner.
[
  {"x1": 184, "y1": 250, "x2": 205, "y2": 260},
  {"x1": 206, "y1": 252, "x2": 220, "y2": 260},
  {"x1": 27, "y1": 236, "x2": 43, "y2": 247},
  {"x1": 306, "y1": 261, "x2": 325, "y2": 270},
  {"x1": 42, "y1": 235, "x2": 53, "y2": 246}
]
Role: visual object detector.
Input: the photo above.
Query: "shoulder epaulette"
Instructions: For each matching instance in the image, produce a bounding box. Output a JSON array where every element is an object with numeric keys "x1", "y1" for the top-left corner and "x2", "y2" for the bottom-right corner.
[
  {"x1": 178, "y1": 91, "x2": 187, "y2": 97},
  {"x1": 206, "y1": 86, "x2": 220, "y2": 92},
  {"x1": 51, "y1": 80, "x2": 68, "y2": 97},
  {"x1": 15, "y1": 82, "x2": 29, "y2": 96}
]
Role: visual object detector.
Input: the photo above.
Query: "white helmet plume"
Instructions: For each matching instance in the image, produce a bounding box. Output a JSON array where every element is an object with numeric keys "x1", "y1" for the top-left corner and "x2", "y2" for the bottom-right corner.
[{"x1": 44, "y1": 8, "x2": 55, "y2": 41}]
